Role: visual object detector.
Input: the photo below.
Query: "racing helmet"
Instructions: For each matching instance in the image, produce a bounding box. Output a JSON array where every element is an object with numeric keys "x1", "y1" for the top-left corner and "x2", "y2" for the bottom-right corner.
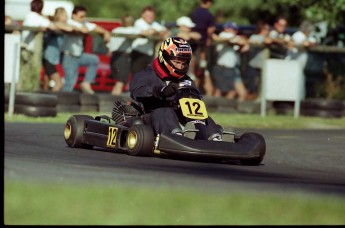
[{"x1": 158, "y1": 36, "x2": 192, "y2": 78}]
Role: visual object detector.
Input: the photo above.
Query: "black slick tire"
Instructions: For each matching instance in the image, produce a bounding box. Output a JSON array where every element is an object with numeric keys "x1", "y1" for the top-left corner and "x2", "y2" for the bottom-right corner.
[
  {"x1": 126, "y1": 124, "x2": 155, "y2": 156},
  {"x1": 64, "y1": 115, "x2": 94, "y2": 149},
  {"x1": 239, "y1": 132, "x2": 266, "y2": 166}
]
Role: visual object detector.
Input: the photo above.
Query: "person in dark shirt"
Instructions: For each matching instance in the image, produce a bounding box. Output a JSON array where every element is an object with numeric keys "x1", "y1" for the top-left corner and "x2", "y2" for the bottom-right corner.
[
  {"x1": 129, "y1": 36, "x2": 223, "y2": 140},
  {"x1": 191, "y1": 0, "x2": 216, "y2": 47},
  {"x1": 190, "y1": 0, "x2": 216, "y2": 95},
  {"x1": 268, "y1": 16, "x2": 292, "y2": 59}
]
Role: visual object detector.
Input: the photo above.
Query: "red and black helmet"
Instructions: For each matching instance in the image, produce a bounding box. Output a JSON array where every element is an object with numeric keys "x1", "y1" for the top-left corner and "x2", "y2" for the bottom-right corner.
[{"x1": 158, "y1": 36, "x2": 192, "y2": 78}]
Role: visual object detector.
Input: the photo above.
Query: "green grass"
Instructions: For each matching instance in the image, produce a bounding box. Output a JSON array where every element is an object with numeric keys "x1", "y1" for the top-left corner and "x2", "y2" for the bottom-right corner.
[
  {"x1": 4, "y1": 112, "x2": 345, "y2": 129},
  {"x1": 4, "y1": 181, "x2": 345, "y2": 225}
]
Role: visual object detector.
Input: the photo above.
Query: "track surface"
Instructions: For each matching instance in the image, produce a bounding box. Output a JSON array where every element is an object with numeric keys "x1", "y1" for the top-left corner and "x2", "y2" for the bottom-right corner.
[{"x1": 4, "y1": 123, "x2": 345, "y2": 197}]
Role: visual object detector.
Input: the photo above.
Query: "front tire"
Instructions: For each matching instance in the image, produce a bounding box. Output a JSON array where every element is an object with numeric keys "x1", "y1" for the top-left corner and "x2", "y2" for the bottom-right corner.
[
  {"x1": 126, "y1": 125, "x2": 155, "y2": 156},
  {"x1": 239, "y1": 132, "x2": 266, "y2": 166},
  {"x1": 64, "y1": 115, "x2": 93, "y2": 149}
]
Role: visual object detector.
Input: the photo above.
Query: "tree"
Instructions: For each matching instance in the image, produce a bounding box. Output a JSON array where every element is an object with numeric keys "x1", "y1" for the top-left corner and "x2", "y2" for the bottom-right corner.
[{"x1": 71, "y1": 0, "x2": 345, "y2": 28}]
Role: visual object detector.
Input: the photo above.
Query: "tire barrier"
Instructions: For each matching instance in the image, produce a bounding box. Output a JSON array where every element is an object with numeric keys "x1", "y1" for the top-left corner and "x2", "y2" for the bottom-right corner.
[
  {"x1": 273, "y1": 101, "x2": 294, "y2": 115},
  {"x1": 79, "y1": 94, "x2": 99, "y2": 112},
  {"x1": 300, "y1": 109, "x2": 344, "y2": 118},
  {"x1": 13, "y1": 104, "x2": 57, "y2": 117},
  {"x1": 301, "y1": 99, "x2": 344, "y2": 111},
  {"x1": 97, "y1": 94, "x2": 123, "y2": 114},
  {"x1": 5, "y1": 92, "x2": 58, "y2": 117},
  {"x1": 237, "y1": 101, "x2": 261, "y2": 114},
  {"x1": 216, "y1": 97, "x2": 237, "y2": 113},
  {"x1": 5, "y1": 91, "x2": 344, "y2": 118},
  {"x1": 273, "y1": 99, "x2": 345, "y2": 118},
  {"x1": 301, "y1": 99, "x2": 344, "y2": 118},
  {"x1": 55, "y1": 91, "x2": 81, "y2": 113},
  {"x1": 56, "y1": 104, "x2": 81, "y2": 113},
  {"x1": 56, "y1": 91, "x2": 80, "y2": 105}
]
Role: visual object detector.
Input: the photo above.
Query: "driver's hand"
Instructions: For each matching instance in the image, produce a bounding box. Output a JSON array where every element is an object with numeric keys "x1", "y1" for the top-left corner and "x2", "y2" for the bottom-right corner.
[{"x1": 161, "y1": 82, "x2": 179, "y2": 97}]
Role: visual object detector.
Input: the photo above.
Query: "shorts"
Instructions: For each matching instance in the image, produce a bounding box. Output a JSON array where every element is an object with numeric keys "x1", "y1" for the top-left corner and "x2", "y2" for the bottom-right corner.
[
  {"x1": 42, "y1": 58, "x2": 58, "y2": 77},
  {"x1": 211, "y1": 65, "x2": 242, "y2": 93},
  {"x1": 110, "y1": 51, "x2": 131, "y2": 83}
]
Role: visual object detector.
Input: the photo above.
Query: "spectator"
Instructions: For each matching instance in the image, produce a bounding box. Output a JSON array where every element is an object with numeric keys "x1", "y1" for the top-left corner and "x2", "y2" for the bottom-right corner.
[
  {"x1": 21, "y1": 0, "x2": 56, "y2": 52},
  {"x1": 107, "y1": 14, "x2": 140, "y2": 96},
  {"x1": 211, "y1": 22, "x2": 248, "y2": 101},
  {"x1": 190, "y1": 0, "x2": 216, "y2": 96},
  {"x1": 171, "y1": 16, "x2": 201, "y2": 80},
  {"x1": 131, "y1": 6, "x2": 168, "y2": 76},
  {"x1": 61, "y1": 5, "x2": 111, "y2": 94},
  {"x1": 286, "y1": 20, "x2": 318, "y2": 99},
  {"x1": 191, "y1": 0, "x2": 216, "y2": 48},
  {"x1": 286, "y1": 20, "x2": 317, "y2": 67},
  {"x1": 268, "y1": 16, "x2": 293, "y2": 59},
  {"x1": 246, "y1": 21, "x2": 272, "y2": 100},
  {"x1": 19, "y1": 0, "x2": 57, "y2": 91},
  {"x1": 42, "y1": 7, "x2": 77, "y2": 92}
]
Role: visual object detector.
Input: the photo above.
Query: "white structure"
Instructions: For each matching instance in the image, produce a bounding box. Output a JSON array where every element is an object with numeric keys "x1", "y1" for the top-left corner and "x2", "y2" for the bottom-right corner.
[
  {"x1": 5, "y1": 34, "x2": 21, "y2": 117},
  {"x1": 260, "y1": 59, "x2": 304, "y2": 118},
  {"x1": 5, "y1": 0, "x2": 74, "y2": 20}
]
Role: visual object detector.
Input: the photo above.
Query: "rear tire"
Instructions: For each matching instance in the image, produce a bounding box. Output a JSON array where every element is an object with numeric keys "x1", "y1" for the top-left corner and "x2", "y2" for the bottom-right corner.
[
  {"x1": 64, "y1": 115, "x2": 93, "y2": 149},
  {"x1": 126, "y1": 125, "x2": 155, "y2": 156}
]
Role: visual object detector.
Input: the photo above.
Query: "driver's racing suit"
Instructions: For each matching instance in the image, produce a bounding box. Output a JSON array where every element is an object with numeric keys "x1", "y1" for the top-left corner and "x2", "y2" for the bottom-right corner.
[{"x1": 129, "y1": 58, "x2": 222, "y2": 139}]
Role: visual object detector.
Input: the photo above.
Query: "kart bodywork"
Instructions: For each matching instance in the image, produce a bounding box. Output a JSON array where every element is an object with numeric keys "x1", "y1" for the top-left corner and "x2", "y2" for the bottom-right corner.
[
  {"x1": 64, "y1": 108, "x2": 266, "y2": 166},
  {"x1": 64, "y1": 86, "x2": 266, "y2": 165}
]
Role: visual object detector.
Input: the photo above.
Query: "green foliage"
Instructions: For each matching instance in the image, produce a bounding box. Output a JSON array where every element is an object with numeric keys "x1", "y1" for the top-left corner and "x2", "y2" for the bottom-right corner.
[{"x1": 70, "y1": 0, "x2": 345, "y2": 28}]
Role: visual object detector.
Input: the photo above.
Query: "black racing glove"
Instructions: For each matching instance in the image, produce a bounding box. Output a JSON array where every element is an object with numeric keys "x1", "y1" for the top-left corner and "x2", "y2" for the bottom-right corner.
[{"x1": 153, "y1": 82, "x2": 179, "y2": 98}]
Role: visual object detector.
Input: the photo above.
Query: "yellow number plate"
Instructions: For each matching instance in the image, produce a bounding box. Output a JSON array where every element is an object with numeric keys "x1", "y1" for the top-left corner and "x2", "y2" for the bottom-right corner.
[
  {"x1": 106, "y1": 127, "x2": 118, "y2": 148},
  {"x1": 179, "y1": 98, "x2": 208, "y2": 120}
]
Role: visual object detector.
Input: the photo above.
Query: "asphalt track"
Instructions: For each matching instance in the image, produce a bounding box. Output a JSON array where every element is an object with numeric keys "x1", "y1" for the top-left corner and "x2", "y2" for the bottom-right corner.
[{"x1": 4, "y1": 123, "x2": 345, "y2": 197}]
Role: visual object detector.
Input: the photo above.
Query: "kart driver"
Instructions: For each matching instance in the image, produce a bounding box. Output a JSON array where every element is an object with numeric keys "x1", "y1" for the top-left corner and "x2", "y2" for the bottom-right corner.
[{"x1": 129, "y1": 36, "x2": 223, "y2": 141}]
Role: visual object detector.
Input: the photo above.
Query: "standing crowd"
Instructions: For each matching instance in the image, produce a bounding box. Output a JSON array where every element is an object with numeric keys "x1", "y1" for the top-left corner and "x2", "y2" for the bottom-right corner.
[{"x1": 12, "y1": 0, "x2": 319, "y2": 100}]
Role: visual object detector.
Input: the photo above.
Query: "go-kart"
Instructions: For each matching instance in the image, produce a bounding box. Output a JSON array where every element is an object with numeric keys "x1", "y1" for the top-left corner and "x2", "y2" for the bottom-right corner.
[{"x1": 64, "y1": 84, "x2": 266, "y2": 165}]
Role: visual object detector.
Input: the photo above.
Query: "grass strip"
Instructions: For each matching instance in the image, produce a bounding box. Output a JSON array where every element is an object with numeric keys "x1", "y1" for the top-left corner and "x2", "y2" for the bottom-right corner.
[{"x1": 4, "y1": 181, "x2": 345, "y2": 225}]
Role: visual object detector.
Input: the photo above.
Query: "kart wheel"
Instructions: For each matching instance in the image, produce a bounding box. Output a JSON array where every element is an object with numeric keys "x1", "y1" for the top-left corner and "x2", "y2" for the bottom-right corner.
[
  {"x1": 126, "y1": 125, "x2": 155, "y2": 156},
  {"x1": 64, "y1": 115, "x2": 94, "y2": 149},
  {"x1": 239, "y1": 132, "x2": 266, "y2": 166}
]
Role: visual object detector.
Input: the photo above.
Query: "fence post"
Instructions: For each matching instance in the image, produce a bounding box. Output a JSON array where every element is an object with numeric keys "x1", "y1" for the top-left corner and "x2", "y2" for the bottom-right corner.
[
  {"x1": 17, "y1": 31, "x2": 43, "y2": 92},
  {"x1": 5, "y1": 34, "x2": 21, "y2": 118}
]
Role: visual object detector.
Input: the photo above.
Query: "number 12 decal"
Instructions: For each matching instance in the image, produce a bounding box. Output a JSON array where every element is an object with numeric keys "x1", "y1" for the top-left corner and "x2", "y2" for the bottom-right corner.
[
  {"x1": 107, "y1": 127, "x2": 118, "y2": 148},
  {"x1": 179, "y1": 98, "x2": 208, "y2": 120}
]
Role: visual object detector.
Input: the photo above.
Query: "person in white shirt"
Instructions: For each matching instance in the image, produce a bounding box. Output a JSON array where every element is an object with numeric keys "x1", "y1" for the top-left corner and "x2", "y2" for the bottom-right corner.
[
  {"x1": 131, "y1": 6, "x2": 168, "y2": 75},
  {"x1": 61, "y1": 5, "x2": 111, "y2": 94},
  {"x1": 286, "y1": 20, "x2": 317, "y2": 67},
  {"x1": 107, "y1": 14, "x2": 140, "y2": 96},
  {"x1": 19, "y1": 0, "x2": 56, "y2": 91},
  {"x1": 246, "y1": 21, "x2": 272, "y2": 100},
  {"x1": 21, "y1": 0, "x2": 56, "y2": 52},
  {"x1": 286, "y1": 20, "x2": 318, "y2": 99}
]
